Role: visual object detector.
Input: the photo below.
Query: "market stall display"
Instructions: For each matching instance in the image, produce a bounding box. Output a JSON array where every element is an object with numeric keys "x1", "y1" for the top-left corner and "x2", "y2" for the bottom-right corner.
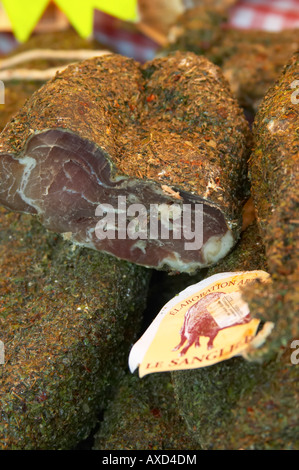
[
  {"x1": 0, "y1": 0, "x2": 298, "y2": 451},
  {"x1": 0, "y1": 52, "x2": 250, "y2": 273}
]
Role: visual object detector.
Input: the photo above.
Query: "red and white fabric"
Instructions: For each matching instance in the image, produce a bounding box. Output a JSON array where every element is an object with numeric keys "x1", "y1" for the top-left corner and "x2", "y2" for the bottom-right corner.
[
  {"x1": 0, "y1": 1, "x2": 298, "y2": 61},
  {"x1": 228, "y1": 0, "x2": 299, "y2": 31}
]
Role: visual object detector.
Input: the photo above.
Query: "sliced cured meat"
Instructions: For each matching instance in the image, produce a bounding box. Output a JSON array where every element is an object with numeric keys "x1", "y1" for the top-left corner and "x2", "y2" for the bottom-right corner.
[{"x1": 0, "y1": 52, "x2": 250, "y2": 272}]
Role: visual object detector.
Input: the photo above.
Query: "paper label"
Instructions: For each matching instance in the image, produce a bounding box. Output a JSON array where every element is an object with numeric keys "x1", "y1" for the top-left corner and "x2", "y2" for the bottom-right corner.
[{"x1": 129, "y1": 271, "x2": 270, "y2": 377}]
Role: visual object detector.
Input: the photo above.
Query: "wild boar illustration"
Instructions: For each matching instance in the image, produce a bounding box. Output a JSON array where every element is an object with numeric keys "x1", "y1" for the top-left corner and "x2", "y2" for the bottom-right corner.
[{"x1": 173, "y1": 291, "x2": 251, "y2": 356}]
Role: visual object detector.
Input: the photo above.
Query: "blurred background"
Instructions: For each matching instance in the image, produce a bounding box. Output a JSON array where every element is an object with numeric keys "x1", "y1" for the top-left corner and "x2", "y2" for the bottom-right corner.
[{"x1": 0, "y1": 0, "x2": 299, "y2": 62}]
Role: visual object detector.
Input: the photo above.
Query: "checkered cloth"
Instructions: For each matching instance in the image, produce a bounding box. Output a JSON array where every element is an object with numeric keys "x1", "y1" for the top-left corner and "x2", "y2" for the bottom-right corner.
[
  {"x1": 0, "y1": 31, "x2": 17, "y2": 55},
  {"x1": 0, "y1": 1, "x2": 299, "y2": 60},
  {"x1": 94, "y1": 0, "x2": 299, "y2": 62},
  {"x1": 94, "y1": 1, "x2": 299, "y2": 62},
  {"x1": 228, "y1": 0, "x2": 299, "y2": 31},
  {"x1": 93, "y1": 9, "x2": 158, "y2": 63}
]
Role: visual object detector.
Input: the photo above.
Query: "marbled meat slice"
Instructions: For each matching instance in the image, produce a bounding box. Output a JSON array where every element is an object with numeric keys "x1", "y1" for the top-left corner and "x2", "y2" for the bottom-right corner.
[{"x1": 0, "y1": 52, "x2": 250, "y2": 273}]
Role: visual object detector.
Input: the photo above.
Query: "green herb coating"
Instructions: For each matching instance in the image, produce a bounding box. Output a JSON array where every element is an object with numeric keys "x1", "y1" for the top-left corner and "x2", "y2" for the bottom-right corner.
[
  {"x1": 161, "y1": 7, "x2": 299, "y2": 115},
  {"x1": 0, "y1": 30, "x2": 110, "y2": 132},
  {"x1": 0, "y1": 51, "x2": 251, "y2": 231},
  {"x1": 250, "y1": 51, "x2": 299, "y2": 279},
  {"x1": 171, "y1": 223, "x2": 299, "y2": 449},
  {"x1": 93, "y1": 372, "x2": 198, "y2": 450},
  {"x1": 243, "y1": 52, "x2": 298, "y2": 360},
  {"x1": 0, "y1": 207, "x2": 150, "y2": 449}
]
